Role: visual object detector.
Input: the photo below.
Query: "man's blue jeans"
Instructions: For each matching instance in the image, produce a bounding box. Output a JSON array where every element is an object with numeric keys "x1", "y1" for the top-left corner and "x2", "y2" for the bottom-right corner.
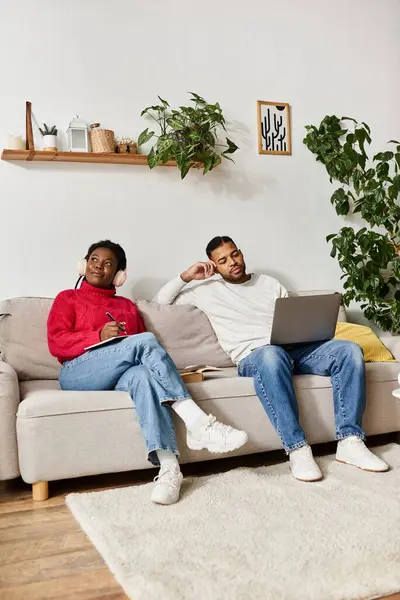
[
  {"x1": 59, "y1": 333, "x2": 191, "y2": 465},
  {"x1": 238, "y1": 339, "x2": 366, "y2": 452}
]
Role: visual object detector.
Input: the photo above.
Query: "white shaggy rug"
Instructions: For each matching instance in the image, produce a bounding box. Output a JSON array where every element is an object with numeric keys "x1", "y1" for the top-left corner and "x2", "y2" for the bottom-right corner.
[{"x1": 66, "y1": 444, "x2": 400, "y2": 600}]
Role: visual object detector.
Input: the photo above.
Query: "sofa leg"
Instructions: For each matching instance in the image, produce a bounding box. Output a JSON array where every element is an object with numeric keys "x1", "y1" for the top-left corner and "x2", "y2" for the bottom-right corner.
[{"x1": 32, "y1": 481, "x2": 49, "y2": 501}]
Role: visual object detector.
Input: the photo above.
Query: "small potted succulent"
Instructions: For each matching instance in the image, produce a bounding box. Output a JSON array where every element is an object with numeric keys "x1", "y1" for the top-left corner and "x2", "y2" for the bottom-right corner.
[
  {"x1": 115, "y1": 137, "x2": 128, "y2": 153},
  {"x1": 127, "y1": 137, "x2": 137, "y2": 154},
  {"x1": 39, "y1": 123, "x2": 58, "y2": 151},
  {"x1": 116, "y1": 136, "x2": 137, "y2": 154}
]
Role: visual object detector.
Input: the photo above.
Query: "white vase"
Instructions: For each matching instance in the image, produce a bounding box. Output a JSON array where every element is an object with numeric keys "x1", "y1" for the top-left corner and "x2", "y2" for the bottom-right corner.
[{"x1": 43, "y1": 135, "x2": 57, "y2": 151}]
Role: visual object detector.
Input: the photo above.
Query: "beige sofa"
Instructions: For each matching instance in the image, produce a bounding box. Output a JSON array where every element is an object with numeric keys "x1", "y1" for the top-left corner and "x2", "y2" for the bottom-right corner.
[{"x1": 1, "y1": 293, "x2": 400, "y2": 501}]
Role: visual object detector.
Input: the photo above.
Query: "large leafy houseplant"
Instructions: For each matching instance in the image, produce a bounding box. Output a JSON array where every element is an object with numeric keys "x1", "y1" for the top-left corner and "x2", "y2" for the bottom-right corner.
[
  {"x1": 303, "y1": 115, "x2": 400, "y2": 332},
  {"x1": 138, "y1": 92, "x2": 238, "y2": 179}
]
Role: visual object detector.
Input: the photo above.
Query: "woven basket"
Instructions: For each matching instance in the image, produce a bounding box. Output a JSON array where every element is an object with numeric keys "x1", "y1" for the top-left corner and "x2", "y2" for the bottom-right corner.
[{"x1": 89, "y1": 127, "x2": 115, "y2": 153}]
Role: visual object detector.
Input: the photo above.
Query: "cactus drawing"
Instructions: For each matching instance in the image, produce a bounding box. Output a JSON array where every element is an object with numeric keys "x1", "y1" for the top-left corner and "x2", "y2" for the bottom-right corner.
[
  {"x1": 271, "y1": 114, "x2": 284, "y2": 151},
  {"x1": 278, "y1": 127, "x2": 286, "y2": 152},
  {"x1": 259, "y1": 102, "x2": 290, "y2": 154},
  {"x1": 261, "y1": 109, "x2": 271, "y2": 151}
]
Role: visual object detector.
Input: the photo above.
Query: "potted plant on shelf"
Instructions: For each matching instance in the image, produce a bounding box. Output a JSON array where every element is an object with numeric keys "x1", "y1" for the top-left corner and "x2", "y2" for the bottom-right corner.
[
  {"x1": 39, "y1": 123, "x2": 58, "y2": 151},
  {"x1": 303, "y1": 115, "x2": 400, "y2": 333},
  {"x1": 115, "y1": 137, "x2": 137, "y2": 154},
  {"x1": 115, "y1": 137, "x2": 129, "y2": 153},
  {"x1": 138, "y1": 92, "x2": 238, "y2": 179}
]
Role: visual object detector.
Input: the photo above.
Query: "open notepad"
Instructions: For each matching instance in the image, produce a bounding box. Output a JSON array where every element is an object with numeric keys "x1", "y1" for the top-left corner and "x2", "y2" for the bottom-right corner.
[
  {"x1": 84, "y1": 335, "x2": 129, "y2": 351},
  {"x1": 180, "y1": 365, "x2": 223, "y2": 383}
]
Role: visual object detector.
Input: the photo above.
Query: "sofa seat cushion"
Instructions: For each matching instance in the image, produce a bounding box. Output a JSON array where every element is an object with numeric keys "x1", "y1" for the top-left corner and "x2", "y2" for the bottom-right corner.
[{"x1": 18, "y1": 362, "x2": 399, "y2": 419}]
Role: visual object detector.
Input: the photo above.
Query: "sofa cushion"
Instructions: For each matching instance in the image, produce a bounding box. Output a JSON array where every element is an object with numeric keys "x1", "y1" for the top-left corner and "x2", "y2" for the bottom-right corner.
[
  {"x1": 136, "y1": 300, "x2": 234, "y2": 369},
  {"x1": 335, "y1": 323, "x2": 394, "y2": 362},
  {"x1": 18, "y1": 362, "x2": 399, "y2": 417},
  {"x1": 0, "y1": 298, "x2": 60, "y2": 381}
]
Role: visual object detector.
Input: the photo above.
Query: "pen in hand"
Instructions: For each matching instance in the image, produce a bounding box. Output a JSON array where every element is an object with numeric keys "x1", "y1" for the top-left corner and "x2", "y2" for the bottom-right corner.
[{"x1": 106, "y1": 311, "x2": 127, "y2": 334}]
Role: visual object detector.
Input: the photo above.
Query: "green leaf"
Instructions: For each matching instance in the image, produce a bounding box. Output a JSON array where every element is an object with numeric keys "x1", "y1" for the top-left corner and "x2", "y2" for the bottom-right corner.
[
  {"x1": 358, "y1": 154, "x2": 366, "y2": 170},
  {"x1": 157, "y1": 137, "x2": 173, "y2": 154},
  {"x1": 373, "y1": 151, "x2": 394, "y2": 162},
  {"x1": 341, "y1": 116, "x2": 357, "y2": 123},
  {"x1": 203, "y1": 156, "x2": 213, "y2": 175},
  {"x1": 390, "y1": 174, "x2": 400, "y2": 198},
  {"x1": 330, "y1": 188, "x2": 350, "y2": 215},
  {"x1": 388, "y1": 139, "x2": 400, "y2": 144},
  {"x1": 361, "y1": 122, "x2": 371, "y2": 134},
  {"x1": 222, "y1": 137, "x2": 239, "y2": 155},
  {"x1": 157, "y1": 95, "x2": 170, "y2": 107},
  {"x1": 356, "y1": 227, "x2": 367, "y2": 240},
  {"x1": 147, "y1": 147, "x2": 159, "y2": 169},
  {"x1": 189, "y1": 92, "x2": 206, "y2": 104},
  {"x1": 212, "y1": 154, "x2": 222, "y2": 168},
  {"x1": 180, "y1": 161, "x2": 191, "y2": 179},
  {"x1": 326, "y1": 234, "x2": 336, "y2": 242},
  {"x1": 376, "y1": 161, "x2": 390, "y2": 180},
  {"x1": 167, "y1": 119, "x2": 185, "y2": 131},
  {"x1": 137, "y1": 128, "x2": 155, "y2": 147},
  {"x1": 189, "y1": 130, "x2": 202, "y2": 142}
]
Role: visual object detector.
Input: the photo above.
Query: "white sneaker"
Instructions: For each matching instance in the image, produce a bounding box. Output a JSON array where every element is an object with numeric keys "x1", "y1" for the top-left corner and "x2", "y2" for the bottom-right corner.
[
  {"x1": 151, "y1": 465, "x2": 183, "y2": 505},
  {"x1": 187, "y1": 414, "x2": 248, "y2": 454},
  {"x1": 289, "y1": 444, "x2": 323, "y2": 482},
  {"x1": 336, "y1": 436, "x2": 389, "y2": 472}
]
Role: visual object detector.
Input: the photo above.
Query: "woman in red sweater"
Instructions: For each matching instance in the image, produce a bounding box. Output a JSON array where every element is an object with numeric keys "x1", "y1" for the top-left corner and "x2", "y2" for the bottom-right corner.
[{"x1": 47, "y1": 240, "x2": 247, "y2": 505}]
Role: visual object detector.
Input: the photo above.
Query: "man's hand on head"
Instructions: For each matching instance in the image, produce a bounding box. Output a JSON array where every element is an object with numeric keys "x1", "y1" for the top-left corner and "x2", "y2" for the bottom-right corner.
[{"x1": 181, "y1": 261, "x2": 217, "y2": 283}]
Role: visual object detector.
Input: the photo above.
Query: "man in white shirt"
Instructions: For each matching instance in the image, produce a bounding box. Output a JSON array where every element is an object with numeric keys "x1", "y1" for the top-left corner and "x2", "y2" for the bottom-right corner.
[{"x1": 154, "y1": 236, "x2": 389, "y2": 480}]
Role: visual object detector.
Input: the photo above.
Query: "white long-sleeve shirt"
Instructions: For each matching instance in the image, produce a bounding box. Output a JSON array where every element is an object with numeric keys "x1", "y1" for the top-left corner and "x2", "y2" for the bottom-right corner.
[{"x1": 153, "y1": 274, "x2": 288, "y2": 365}]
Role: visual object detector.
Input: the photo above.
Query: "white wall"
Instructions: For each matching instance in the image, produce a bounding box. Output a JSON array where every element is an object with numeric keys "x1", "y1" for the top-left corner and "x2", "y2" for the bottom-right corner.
[{"x1": 1, "y1": 0, "x2": 399, "y2": 301}]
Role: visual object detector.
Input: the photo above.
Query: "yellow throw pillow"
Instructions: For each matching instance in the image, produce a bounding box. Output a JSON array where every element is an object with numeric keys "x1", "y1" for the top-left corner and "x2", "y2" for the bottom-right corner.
[{"x1": 334, "y1": 322, "x2": 395, "y2": 362}]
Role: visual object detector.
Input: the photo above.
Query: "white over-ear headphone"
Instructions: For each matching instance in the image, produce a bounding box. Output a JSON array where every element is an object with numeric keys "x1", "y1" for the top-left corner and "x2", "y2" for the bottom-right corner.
[{"x1": 77, "y1": 259, "x2": 127, "y2": 287}]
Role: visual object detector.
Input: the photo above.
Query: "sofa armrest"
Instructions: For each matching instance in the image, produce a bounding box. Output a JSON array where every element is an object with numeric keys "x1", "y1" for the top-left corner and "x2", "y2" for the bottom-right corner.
[
  {"x1": 378, "y1": 334, "x2": 400, "y2": 363},
  {"x1": 0, "y1": 361, "x2": 20, "y2": 480}
]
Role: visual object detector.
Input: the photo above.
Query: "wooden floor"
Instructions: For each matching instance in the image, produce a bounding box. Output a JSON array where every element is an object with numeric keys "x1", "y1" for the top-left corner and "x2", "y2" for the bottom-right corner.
[{"x1": 1, "y1": 436, "x2": 400, "y2": 600}]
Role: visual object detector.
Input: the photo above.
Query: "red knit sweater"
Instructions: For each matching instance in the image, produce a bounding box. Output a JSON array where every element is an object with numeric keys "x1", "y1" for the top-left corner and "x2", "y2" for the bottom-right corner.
[{"x1": 47, "y1": 281, "x2": 146, "y2": 363}]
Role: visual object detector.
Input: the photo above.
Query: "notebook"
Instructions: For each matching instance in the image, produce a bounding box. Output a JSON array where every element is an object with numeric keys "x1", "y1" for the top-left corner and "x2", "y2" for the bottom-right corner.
[{"x1": 84, "y1": 335, "x2": 129, "y2": 351}]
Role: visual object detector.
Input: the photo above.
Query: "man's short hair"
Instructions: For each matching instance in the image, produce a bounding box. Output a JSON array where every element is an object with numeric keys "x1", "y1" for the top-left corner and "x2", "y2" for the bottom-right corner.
[{"x1": 206, "y1": 236, "x2": 236, "y2": 258}]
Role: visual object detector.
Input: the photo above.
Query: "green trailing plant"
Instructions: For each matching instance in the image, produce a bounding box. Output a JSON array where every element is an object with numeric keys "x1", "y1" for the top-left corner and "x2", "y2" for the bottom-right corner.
[
  {"x1": 138, "y1": 92, "x2": 238, "y2": 179},
  {"x1": 303, "y1": 115, "x2": 400, "y2": 332},
  {"x1": 39, "y1": 123, "x2": 58, "y2": 136}
]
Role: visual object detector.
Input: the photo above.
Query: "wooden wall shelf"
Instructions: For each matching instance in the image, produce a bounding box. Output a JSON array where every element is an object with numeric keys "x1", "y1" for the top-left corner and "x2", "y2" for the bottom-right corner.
[{"x1": 1, "y1": 149, "x2": 178, "y2": 167}]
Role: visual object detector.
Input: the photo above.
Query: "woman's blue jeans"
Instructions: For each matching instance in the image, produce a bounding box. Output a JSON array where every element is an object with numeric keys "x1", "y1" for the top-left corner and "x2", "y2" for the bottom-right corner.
[
  {"x1": 238, "y1": 339, "x2": 366, "y2": 452},
  {"x1": 59, "y1": 333, "x2": 191, "y2": 465}
]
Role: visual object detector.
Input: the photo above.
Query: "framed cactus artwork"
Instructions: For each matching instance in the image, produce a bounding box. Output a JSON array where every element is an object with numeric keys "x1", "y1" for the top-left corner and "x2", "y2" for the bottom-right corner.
[{"x1": 257, "y1": 101, "x2": 291, "y2": 155}]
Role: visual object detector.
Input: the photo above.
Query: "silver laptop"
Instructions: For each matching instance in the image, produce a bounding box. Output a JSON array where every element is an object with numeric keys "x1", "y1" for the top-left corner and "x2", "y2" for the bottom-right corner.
[{"x1": 270, "y1": 294, "x2": 341, "y2": 346}]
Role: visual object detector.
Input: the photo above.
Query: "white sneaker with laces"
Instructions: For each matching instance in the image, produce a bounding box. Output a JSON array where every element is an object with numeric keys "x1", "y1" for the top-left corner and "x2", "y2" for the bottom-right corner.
[
  {"x1": 151, "y1": 465, "x2": 183, "y2": 505},
  {"x1": 187, "y1": 414, "x2": 248, "y2": 454},
  {"x1": 289, "y1": 444, "x2": 322, "y2": 482},
  {"x1": 336, "y1": 436, "x2": 389, "y2": 472}
]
